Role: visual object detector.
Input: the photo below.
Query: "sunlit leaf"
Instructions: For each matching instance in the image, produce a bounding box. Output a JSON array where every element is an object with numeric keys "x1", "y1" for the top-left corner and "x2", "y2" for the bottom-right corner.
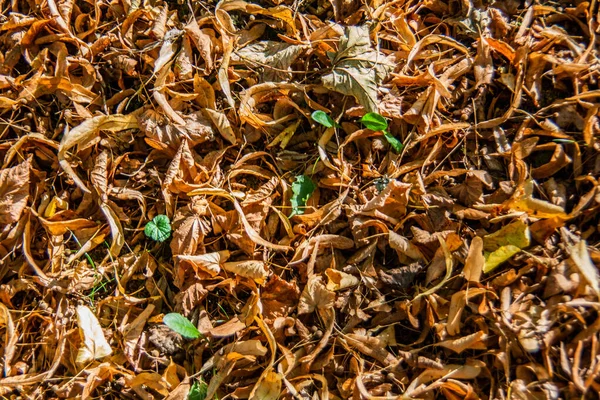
[
  {"x1": 76, "y1": 305, "x2": 112, "y2": 364},
  {"x1": 569, "y1": 240, "x2": 600, "y2": 298}
]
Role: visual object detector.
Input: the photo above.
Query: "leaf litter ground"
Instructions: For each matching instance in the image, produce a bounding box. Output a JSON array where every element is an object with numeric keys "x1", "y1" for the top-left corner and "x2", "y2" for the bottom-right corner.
[{"x1": 1, "y1": 0, "x2": 600, "y2": 399}]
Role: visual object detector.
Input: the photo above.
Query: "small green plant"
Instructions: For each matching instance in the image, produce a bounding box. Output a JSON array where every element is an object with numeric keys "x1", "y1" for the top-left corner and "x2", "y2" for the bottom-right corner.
[
  {"x1": 360, "y1": 112, "x2": 404, "y2": 153},
  {"x1": 144, "y1": 214, "x2": 171, "y2": 242},
  {"x1": 311, "y1": 110, "x2": 340, "y2": 128},
  {"x1": 290, "y1": 175, "x2": 316, "y2": 216},
  {"x1": 163, "y1": 312, "x2": 202, "y2": 339},
  {"x1": 188, "y1": 379, "x2": 209, "y2": 400}
]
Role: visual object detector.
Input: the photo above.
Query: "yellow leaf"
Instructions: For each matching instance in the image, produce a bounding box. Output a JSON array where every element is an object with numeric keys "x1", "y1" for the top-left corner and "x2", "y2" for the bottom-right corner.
[
  {"x1": 483, "y1": 219, "x2": 530, "y2": 251},
  {"x1": 483, "y1": 219, "x2": 530, "y2": 273},
  {"x1": 484, "y1": 245, "x2": 521, "y2": 273}
]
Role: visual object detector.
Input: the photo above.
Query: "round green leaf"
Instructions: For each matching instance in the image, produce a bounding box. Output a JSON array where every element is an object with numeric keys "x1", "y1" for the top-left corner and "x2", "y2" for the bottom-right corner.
[
  {"x1": 163, "y1": 313, "x2": 202, "y2": 339},
  {"x1": 360, "y1": 112, "x2": 388, "y2": 131},
  {"x1": 144, "y1": 214, "x2": 171, "y2": 242},
  {"x1": 311, "y1": 110, "x2": 338, "y2": 128}
]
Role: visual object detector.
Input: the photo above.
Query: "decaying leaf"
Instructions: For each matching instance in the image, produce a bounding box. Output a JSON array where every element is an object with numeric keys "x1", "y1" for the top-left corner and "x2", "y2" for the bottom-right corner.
[{"x1": 322, "y1": 25, "x2": 394, "y2": 112}]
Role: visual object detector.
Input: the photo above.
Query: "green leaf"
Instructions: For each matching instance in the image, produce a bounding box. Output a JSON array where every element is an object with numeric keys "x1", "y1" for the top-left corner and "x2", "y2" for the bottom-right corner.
[
  {"x1": 383, "y1": 132, "x2": 404, "y2": 153},
  {"x1": 290, "y1": 175, "x2": 316, "y2": 216},
  {"x1": 188, "y1": 380, "x2": 208, "y2": 400},
  {"x1": 163, "y1": 313, "x2": 202, "y2": 339},
  {"x1": 144, "y1": 214, "x2": 171, "y2": 242},
  {"x1": 360, "y1": 112, "x2": 388, "y2": 131},
  {"x1": 311, "y1": 110, "x2": 339, "y2": 128}
]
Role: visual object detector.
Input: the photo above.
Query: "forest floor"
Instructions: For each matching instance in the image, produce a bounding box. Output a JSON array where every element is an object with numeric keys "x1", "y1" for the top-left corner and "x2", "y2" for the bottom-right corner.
[{"x1": 1, "y1": 0, "x2": 600, "y2": 399}]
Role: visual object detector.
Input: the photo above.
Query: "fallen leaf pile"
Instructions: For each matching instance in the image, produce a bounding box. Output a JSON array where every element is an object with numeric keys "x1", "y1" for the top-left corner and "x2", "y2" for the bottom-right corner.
[{"x1": 1, "y1": 0, "x2": 600, "y2": 398}]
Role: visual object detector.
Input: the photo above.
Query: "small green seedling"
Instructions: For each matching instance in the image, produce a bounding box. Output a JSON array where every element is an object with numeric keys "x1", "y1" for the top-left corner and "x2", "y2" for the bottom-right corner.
[
  {"x1": 188, "y1": 379, "x2": 209, "y2": 400},
  {"x1": 360, "y1": 112, "x2": 404, "y2": 153},
  {"x1": 290, "y1": 175, "x2": 316, "y2": 216},
  {"x1": 312, "y1": 110, "x2": 340, "y2": 128},
  {"x1": 163, "y1": 312, "x2": 202, "y2": 339},
  {"x1": 144, "y1": 215, "x2": 171, "y2": 242}
]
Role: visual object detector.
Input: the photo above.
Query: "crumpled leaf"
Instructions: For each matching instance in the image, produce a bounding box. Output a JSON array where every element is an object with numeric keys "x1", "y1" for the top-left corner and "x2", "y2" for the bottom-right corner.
[
  {"x1": 322, "y1": 25, "x2": 394, "y2": 112},
  {"x1": 204, "y1": 109, "x2": 237, "y2": 145},
  {"x1": 138, "y1": 109, "x2": 214, "y2": 151},
  {"x1": 177, "y1": 251, "x2": 230, "y2": 277},
  {"x1": 356, "y1": 179, "x2": 411, "y2": 223},
  {"x1": 325, "y1": 268, "x2": 359, "y2": 291}
]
